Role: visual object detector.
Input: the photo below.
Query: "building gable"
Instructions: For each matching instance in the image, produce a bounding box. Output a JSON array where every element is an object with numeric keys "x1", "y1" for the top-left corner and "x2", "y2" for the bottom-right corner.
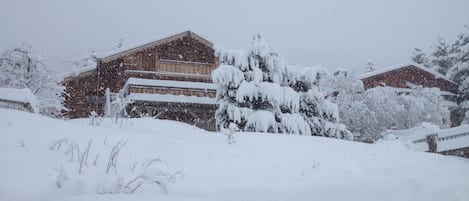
[{"x1": 100, "y1": 31, "x2": 213, "y2": 63}]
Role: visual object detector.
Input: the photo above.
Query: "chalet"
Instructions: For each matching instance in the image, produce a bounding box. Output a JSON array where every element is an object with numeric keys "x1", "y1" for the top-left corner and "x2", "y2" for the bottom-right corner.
[
  {"x1": 62, "y1": 31, "x2": 219, "y2": 130},
  {"x1": 359, "y1": 62, "x2": 460, "y2": 126}
]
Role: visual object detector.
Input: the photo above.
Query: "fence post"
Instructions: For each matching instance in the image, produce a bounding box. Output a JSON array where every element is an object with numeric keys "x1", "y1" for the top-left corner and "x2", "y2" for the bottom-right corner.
[{"x1": 426, "y1": 134, "x2": 438, "y2": 153}]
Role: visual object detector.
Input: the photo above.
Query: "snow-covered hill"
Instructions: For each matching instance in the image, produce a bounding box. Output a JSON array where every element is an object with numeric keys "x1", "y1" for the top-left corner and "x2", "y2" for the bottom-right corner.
[{"x1": 0, "y1": 108, "x2": 468, "y2": 201}]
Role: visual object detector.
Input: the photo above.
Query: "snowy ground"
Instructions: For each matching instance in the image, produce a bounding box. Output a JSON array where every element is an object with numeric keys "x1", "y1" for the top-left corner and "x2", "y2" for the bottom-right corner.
[{"x1": 1, "y1": 108, "x2": 468, "y2": 201}]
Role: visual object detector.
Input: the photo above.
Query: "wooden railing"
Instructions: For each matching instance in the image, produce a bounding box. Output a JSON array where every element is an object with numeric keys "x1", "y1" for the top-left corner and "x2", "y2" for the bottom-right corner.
[
  {"x1": 412, "y1": 129, "x2": 469, "y2": 154},
  {"x1": 128, "y1": 86, "x2": 216, "y2": 98},
  {"x1": 412, "y1": 132, "x2": 469, "y2": 145}
]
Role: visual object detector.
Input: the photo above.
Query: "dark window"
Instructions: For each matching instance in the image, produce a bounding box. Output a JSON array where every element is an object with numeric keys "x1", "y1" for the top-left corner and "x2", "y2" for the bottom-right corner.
[{"x1": 87, "y1": 96, "x2": 105, "y2": 104}]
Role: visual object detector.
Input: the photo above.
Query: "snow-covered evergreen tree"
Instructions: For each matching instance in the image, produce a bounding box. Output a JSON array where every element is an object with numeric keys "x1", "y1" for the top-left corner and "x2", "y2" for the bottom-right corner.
[
  {"x1": 212, "y1": 35, "x2": 352, "y2": 139},
  {"x1": 0, "y1": 43, "x2": 64, "y2": 116},
  {"x1": 364, "y1": 59, "x2": 376, "y2": 73},
  {"x1": 411, "y1": 48, "x2": 431, "y2": 68},
  {"x1": 412, "y1": 26, "x2": 469, "y2": 125},
  {"x1": 115, "y1": 38, "x2": 124, "y2": 49},
  {"x1": 431, "y1": 37, "x2": 458, "y2": 75},
  {"x1": 459, "y1": 78, "x2": 469, "y2": 124},
  {"x1": 448, "y1": 27, "x2": 469, "y2": 84},
  {"x1": 446, "y1": 26, "x2": 469, "y2": 125}
]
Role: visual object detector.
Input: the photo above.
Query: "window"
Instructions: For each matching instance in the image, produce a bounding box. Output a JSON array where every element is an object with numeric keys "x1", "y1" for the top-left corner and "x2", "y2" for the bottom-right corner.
[{"x1": 87, "y1": 96, "x2": 104, "y2": 104}]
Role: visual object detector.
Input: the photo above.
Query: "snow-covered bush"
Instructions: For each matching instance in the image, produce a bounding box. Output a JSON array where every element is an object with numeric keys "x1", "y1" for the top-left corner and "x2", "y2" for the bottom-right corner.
[
  {"x1": 0, "y1": 43, "x2": 64, "y2": 117},
  {"x1": 213, "y1": 35, "x2": 351, "y2": 139},
  {"x1": 221, "y1": 122, "x2": 240, "y2": 144},
  {"x1": 322, "y1": 70, "x2": 451, "y2": 141}
]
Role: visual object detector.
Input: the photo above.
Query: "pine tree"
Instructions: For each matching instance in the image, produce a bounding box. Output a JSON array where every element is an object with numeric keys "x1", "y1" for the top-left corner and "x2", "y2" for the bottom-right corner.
[
  {"x1": 364, "y1": 59, "x2": 376, "y2": 73},
  {"x1": 448, "y1": 27, "x2": 469, "y2": 84},
  {"x1": 0, "y1": 43, "x2": 64, "y2": 116},
  {"x1": 411, "y1": 26, "x2": 469, "y2": 126},
  {"x1": 212, "y1": 35, "x2": 352, "y2": 139},
  {"x1": 459, "y1": 78, "x2": 469, "y2": 124},
  {"x1": 450, "y1": 27, "x2": 469, "y2": 124},
  {"x1": 115, "y1": 38, "x2": 124, "y2": 49},
  {"x1": 411, "y1": 48, "x2": 431, "y2": 67},
  {"x1": 431, "y1": 37, "x2": 458, "y2": 75}
]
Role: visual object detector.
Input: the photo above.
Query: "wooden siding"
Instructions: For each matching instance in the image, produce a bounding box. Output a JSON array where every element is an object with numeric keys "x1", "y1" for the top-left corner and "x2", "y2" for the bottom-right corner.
[
  {"x1": 63, "y1": 71, "x2": 103, "y2": 118},
  {"x1": 63, "y1": 31, "x2": 219, "y2": 131},
  {"x1": 156, "y1": 35, "x2": 215, "y2": 64},
  {"x1": 158, "y1": 59, "x2": 215, "y2": 76}
]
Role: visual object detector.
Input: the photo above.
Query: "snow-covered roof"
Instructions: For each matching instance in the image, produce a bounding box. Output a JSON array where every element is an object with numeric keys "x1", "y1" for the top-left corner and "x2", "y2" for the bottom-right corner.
[
  {"x1": 358, "y1": 62, "x2": 456, "y2": 84},
  {"x1": 123, "y1": 78, "x2": 217, "y2": 92},
  {"x1": 0, "y1": 88, "x2": 38, "y2": 113},
  {"x1": 60, "y1": 63, "x2": 97, "y2": 79},
  {"x1": 99, "y1": 30, "x2": 214, "y2": 62},
  {"x1": 125, "y1": 93, "x2": 216, "y2": 105},
  {"x1": 60, "y1": 30, "x2": 214, "y2": 79}
]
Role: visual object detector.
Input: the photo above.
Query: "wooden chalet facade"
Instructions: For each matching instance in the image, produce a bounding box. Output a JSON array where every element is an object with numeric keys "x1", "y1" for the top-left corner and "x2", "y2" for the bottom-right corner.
[
  {"x1": 63, "y1": 31, "x2": 219, "y2": 130},
  {"x1": 359, "y1": 63, "x2": 460, "y2": 126}
]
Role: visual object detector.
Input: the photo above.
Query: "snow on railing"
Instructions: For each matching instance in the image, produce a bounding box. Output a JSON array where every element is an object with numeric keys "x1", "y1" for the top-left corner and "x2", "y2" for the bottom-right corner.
[
  {"x1": 410, "y1": 125, "x2": 469, "y2": 153},
  {"x1": 121, "y1": 78, "x2": 217, "y2": 97},
  {"x1": 124, "y1": 93, "x2": 216, "y2": 105},
  {"x1": 439, "y1": 132, "x2": 469, "y2": 141}
]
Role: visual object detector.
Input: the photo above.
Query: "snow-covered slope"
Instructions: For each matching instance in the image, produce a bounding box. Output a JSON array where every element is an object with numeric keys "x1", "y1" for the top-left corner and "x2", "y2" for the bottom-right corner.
[{"x1": 1, "y1": 108, "x2": 468, "y2": 201}]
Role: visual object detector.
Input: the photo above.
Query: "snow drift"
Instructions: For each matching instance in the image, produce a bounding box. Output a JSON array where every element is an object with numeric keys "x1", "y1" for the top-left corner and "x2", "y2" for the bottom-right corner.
[{"x1": 0, "y1": 109, "x2": 469, "y2": 201}]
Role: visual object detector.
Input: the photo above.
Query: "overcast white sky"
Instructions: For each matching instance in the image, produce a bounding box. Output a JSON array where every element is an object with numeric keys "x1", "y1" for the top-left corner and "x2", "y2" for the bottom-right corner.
[{"x1": 1, "y1": 0, "x2": 469, "y2": 73}]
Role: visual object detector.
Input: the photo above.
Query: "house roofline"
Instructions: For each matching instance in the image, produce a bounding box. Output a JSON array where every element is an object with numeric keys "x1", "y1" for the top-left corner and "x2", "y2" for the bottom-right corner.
[
  {"x1": 358, "y1": 62, "x2": 457, "y2": 84},
  {"x1": 99, "y1": 30, "x2": 214, "y2": 62}
]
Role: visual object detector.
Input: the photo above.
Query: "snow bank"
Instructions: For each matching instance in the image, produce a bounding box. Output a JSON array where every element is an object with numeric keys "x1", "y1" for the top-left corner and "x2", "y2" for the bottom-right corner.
[
  {"x1": 1, "y1": 109, "x2": 469, "y2": 201},
  {"x1": 0, "y1": 87, "x2": 38, "y2": 112}
]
